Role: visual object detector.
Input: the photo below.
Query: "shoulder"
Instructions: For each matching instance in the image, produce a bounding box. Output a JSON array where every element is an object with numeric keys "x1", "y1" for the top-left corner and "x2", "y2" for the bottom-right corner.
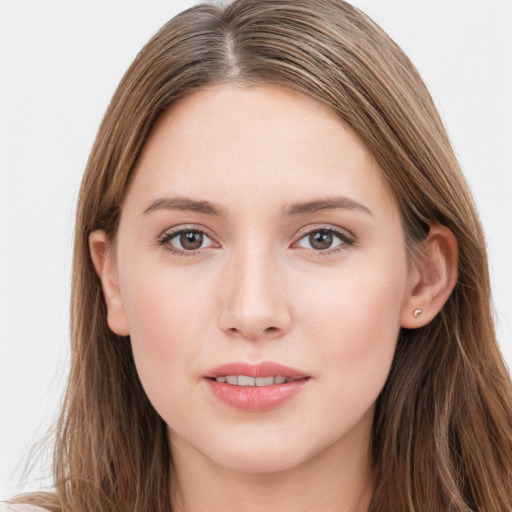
[{"x1": 0, "y1": 504, "x2": 50, "y2": 512}]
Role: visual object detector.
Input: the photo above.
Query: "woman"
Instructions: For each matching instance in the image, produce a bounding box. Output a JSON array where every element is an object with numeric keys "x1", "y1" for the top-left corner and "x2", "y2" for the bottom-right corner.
[{"x1": 4, "y1": 0, "x2": 512, "y2": 510}]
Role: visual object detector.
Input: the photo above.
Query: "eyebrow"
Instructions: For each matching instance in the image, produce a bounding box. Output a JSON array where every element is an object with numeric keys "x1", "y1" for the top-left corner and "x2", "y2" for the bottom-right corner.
[
  {"x1": 282, "y1": 197, "x2": 372, "y2": 217},
  {"x1": 142, "y1": 197, "x2": 226, "y2": 217},
  {"x1": 141, "y1": 195, "x2": 372, "y2": 218}
]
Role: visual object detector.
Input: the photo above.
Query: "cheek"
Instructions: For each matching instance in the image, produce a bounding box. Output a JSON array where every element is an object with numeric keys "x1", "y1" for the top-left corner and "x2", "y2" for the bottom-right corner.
[
  {"x1": 298, "y1": 258, "x2": 407, "y2": 388},
  {"x1": 119, "y1": 266, "x2": 214, "y2": 410}
]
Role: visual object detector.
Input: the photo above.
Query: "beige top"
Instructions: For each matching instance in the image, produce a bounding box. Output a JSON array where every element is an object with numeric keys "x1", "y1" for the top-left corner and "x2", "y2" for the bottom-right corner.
[{"x1": 0, "y1": 504, "x2": 48, "y2": 512}]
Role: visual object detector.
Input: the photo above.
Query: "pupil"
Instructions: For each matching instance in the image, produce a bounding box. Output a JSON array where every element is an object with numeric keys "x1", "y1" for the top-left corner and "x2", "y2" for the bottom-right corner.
[
  {"x1": 180, "y1": 231, "x2": 203, "y2": 250},
  {"x1": 310, "y1": 230, "x2": 333, "y2": 250}
]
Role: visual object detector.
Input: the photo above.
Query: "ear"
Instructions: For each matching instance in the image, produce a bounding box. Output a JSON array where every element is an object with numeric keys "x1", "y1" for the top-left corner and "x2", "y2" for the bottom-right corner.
[
  {"x1": 89, "y1": 230, "x2": 130, "y2": 336},
  {"x1": 401, "y1": 224, "x2": 458, "y2": 328}
]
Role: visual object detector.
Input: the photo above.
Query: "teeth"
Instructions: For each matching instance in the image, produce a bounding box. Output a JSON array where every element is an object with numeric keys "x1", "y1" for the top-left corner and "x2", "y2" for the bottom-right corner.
[
  {"x1": 255, "y1": 376, "x2": 274, "y2": 387},
  {"x1": 238, "y1": 375, "x2": 255, "y2": 386},
  {"x1": 214, "y1": 375, "x2": 290, "y2": 386}
]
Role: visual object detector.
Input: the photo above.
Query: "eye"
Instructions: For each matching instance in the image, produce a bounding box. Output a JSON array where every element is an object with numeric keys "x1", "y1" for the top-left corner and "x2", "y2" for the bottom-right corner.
[
  {"x1": 159, "y1": 228, "x2": 216, "y2": 254},
  {"x1": 295, "y1": 228, "x2": 354, "y2": 252}
]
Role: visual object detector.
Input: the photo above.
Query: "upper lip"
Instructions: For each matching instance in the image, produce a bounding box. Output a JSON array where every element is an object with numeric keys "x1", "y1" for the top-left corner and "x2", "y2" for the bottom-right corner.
[{"x1": 205, "y1": 361, "x2": 309, "y2": 379}]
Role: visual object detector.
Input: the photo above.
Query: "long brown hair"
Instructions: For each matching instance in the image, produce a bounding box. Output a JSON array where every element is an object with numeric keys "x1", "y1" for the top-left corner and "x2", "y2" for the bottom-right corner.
[{"x1": 12, "y1": 1, "x2": 512, "y2": 510}]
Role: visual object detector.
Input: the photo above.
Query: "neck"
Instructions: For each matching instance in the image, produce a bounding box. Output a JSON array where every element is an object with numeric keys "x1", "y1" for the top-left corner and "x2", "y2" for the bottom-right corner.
[{"x1": 169, "y1": 421, "x2": 374, "y2": 512}]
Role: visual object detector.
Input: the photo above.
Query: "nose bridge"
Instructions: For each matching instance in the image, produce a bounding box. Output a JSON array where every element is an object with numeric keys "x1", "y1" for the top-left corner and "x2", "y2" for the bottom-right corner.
[{"x1": 219, "y1": 240, "x2": 290, "y2": 339}]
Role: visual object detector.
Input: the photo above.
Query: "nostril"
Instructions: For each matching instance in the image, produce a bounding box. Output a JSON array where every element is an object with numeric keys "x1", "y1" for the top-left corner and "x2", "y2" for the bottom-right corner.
[{"x1": 225, "y1": 325, "x2": 280, "y2": 339}]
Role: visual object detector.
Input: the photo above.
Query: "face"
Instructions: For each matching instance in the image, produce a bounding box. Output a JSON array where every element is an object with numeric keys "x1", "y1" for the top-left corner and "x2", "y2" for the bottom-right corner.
[{"x1": 104, "y1": 85, "x2": 416, "y2": 474}]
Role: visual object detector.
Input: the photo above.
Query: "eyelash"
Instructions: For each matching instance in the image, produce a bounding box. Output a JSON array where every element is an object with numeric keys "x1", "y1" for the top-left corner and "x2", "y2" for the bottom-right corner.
[
  {"x1": 158, "y1": 226, "x2": 217, "y2": 257},
  {"x1": 157, "y1": 226, "x2": 356, "y2": 257},
  {"x1": 293, "y1": 226, "x2": 356, "y2": 255}
]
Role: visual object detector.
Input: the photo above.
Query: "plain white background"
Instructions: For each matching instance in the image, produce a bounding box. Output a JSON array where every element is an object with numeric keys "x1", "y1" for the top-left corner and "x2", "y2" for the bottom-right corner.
[{"x1": 1, "y1": 0, "x2": 511, "y2": 499}]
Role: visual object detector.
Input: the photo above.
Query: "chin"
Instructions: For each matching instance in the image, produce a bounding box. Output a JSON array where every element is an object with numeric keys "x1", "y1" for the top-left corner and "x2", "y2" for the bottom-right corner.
[
  {"x1": 197, "y1": 428, "x2": 322, "y2": 475},
  {"x1": 213, "y1": 446, "x2": 308, "y2": 475}
]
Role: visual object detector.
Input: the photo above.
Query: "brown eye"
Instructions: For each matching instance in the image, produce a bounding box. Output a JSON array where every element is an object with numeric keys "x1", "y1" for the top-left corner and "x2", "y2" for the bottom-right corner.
[
  {"x1": 296, "y1": 228, "x2": 352, "y2": 252},
  {"x1": 180, "y1": 231, "x2": 204, "y2": 250},
  {"x1": 309, "y1": 230, "x2": 334, "y2": 250},
  {"x1": 160, "y1": 229, "x2": 214, "y2": 253}
]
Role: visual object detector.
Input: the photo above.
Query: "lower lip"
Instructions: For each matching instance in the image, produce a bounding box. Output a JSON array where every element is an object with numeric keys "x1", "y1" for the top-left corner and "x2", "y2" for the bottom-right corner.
[{"x1": 205, "y1": 378, "x2": 309, "y2": 412}]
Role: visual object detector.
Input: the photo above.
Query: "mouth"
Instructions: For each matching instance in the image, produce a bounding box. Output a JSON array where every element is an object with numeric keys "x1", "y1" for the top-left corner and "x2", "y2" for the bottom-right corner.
[
  {"x1": 209, "y1": 375, "x2": 300, "y2": 386},
  {"x1": 204, "y1": 361, "x2": 310, "y2": 411},
  {"x1": 205, "y1": 360, "x2": 308, "y2": 380}
]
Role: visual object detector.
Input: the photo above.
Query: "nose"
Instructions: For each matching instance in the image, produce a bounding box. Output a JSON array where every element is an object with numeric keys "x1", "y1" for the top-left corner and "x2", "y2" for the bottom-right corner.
[{"x1": 217, "y1": 246, "x2": 292, "y2": 341}]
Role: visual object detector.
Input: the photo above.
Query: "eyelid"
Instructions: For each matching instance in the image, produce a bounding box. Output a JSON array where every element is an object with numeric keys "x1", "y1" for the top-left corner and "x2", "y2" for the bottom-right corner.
[
  {"x1": 156, "y1": 223, "x2": 356, "y2": 256},
  {"x1": 292, "y1": 224, "x2": 356, "y2": 252},
  {"x1": 157, "y1": 222, "x2": 217, "y2": 238},
  {"x1": 157, "y1": 224, "x2": 220, "y2": 254}
]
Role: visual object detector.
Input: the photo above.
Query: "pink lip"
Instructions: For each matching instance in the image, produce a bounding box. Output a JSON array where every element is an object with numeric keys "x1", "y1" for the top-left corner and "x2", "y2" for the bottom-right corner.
[
  {"x1": 205, "y1": 361, "x2": 308, "y2": 379},
  {"x1": 204, "y1": 361, "x2": 310, "y2": 412}
]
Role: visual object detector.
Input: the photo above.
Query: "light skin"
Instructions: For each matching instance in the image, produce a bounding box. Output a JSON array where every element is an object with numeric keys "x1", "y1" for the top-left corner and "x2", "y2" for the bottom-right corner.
[{"x1": 90, "y1": 85, "x2": 457, "y2": 511}]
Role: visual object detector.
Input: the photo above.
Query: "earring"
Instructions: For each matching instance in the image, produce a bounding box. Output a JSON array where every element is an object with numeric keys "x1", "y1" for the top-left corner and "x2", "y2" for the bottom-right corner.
[{"x1": 413, "y1": 308, "x2": 422, "y2": 318}]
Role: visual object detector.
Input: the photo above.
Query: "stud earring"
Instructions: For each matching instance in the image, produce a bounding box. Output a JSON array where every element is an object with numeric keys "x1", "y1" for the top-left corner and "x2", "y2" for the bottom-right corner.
[{"x1": 413, "y1": 308, "x2": 422, "y2": 318}]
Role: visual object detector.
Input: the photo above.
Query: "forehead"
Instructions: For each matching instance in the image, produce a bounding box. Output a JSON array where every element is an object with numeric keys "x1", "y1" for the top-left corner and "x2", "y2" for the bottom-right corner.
[{"x1": 128, "y1": 84, "x2": 394, "y2": 216}]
